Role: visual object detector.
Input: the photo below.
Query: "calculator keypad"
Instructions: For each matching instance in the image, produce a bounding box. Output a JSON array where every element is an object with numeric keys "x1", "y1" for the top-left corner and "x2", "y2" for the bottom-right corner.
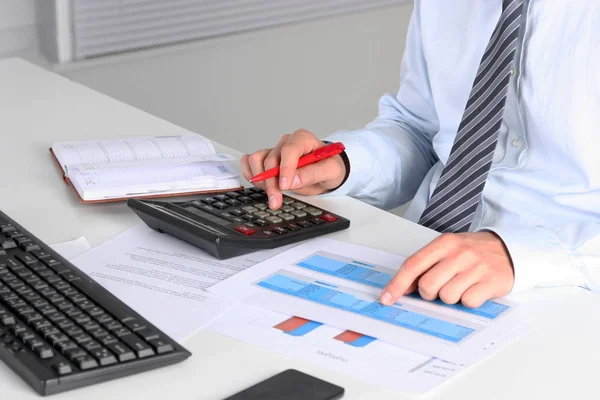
[{"x1": 181, "y1": 188, "x2": 344, "y2": 239}]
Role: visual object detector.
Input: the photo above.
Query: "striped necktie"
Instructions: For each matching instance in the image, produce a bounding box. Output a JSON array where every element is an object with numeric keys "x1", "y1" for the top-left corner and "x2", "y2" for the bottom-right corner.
[{"x1": 418, "y1": 0, "x2": 525, "y2": 233}]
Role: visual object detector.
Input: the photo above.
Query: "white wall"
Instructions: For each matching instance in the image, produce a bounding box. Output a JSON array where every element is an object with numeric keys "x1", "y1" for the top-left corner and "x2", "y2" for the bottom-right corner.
[
  {"x1": 61, "y1": 3, "x2": 413, "y2": 156},
  {"x1": 0, "y1": 0, "x2": 39, "y2": 59}
]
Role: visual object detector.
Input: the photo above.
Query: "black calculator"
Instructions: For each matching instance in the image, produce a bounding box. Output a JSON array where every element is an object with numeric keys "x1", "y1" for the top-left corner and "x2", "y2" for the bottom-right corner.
[{"x1": 127, "y1": 187, "x2": 350, "y2": 259}]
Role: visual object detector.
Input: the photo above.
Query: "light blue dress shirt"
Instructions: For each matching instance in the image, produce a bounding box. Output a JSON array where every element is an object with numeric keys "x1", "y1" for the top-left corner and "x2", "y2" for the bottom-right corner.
[{"x1": 324, "y1": 0, "x2": 600, "y2": 293}]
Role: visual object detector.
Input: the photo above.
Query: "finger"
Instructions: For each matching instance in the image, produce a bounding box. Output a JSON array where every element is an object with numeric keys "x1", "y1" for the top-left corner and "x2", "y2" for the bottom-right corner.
[
  {"x1": 279, "y1": 130, "x2": 322, "y2": 190},
  {"x1": 240, "y1": 154, "x2": 253, "y2": 182},
  {"x1": 290, "y1": 157, "x2": 346, "y2": 191},
  {"x1": 460, "y1": 280, "x2": 501, "y2": 308},
  {"x1": 247, "y1": 149, "x2": 271, "y2": 179},
  {"x1": 437, "y1": 266, "x2": 487, "y2": 305},
  {"x1": 380, "y1": 234, "x2": 458, "y2": 305},
  {"x1": 262, "y1": 136, "x2": 291, "y2": 209},
  {"x1": 417, "y1": 253, "x2": 473, "y2": 301}
]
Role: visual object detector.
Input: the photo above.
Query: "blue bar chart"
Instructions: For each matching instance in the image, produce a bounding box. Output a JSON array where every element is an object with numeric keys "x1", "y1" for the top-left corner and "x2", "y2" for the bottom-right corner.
[{"x1": 257, "y1": 273, "x2": 475, "y2": 343}]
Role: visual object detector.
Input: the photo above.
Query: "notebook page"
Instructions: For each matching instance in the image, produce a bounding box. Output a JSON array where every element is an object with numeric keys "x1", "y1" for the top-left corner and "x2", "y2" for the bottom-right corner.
[
  {"x1": 52, "y1": 133, "x2": 216, "y2": 173},
  {"x1": 69, "y1": 161, "x2": 239, "y2": 200}
]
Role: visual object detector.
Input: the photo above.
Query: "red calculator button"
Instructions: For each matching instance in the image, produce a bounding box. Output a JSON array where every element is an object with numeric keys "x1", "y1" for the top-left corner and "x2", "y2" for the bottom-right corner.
[
  {"x1": 321, "y1": 213, "x2": 338, "y2": 222},
  {"x1": 234, "y1": 225, "x2": 255, "y2": 235}
]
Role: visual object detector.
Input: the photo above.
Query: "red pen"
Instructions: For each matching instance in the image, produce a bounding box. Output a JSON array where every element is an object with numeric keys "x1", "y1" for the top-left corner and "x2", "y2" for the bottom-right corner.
[{"x1": 249, "y1": 142, "x2": 346, "y2": 183}]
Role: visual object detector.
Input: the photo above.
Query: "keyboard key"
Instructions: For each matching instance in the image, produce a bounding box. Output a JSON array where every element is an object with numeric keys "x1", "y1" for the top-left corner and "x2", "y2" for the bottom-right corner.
[
  {"x1": 36, "y1": 346, "x2": 54, "y2": 359},
  {"x1": 121, "y1": 334, "x2": 155, "y2": 358},
  {"x1": 124, "y1": 320, "x2": 146, "y2": 331},
  {"x1": 254, "y1": 203, "x2": 268, "y2": 210},
  {"x1": 0, "y1": 238, "x2": 16, "y2": 250},
  {"x1": 280, "y1": 213, "x2": 295, "y2": 221},
  {"x1": 52, "y1": 361, "x2": 72, "y2": 375},
  {"x1": 31, "y1": 249, "x2": 51, "y2": 259},
  {"x1": 136, "y1": 328, "x2": 159, "y2": 341},
  {"x1": 234, "y1": 226, "x2": 255, "y2": 236},
  {"x1": 272, "y1": 227, "x2": 288, "y2": 235},
  {"x1": 266, "y1": 216, "x2": 283, "y2": 224},
  {"x1": 105, "y1": 341, "x2": 135, "y2": 362},
  {"x1": 64, "y1": 347, "x2": 87, "y2": 361},
  {"x1": 19, "y1": 242, "x2": 40, "y2": 252},
  {"x1": 15, "y1": 253, "x2": 36, "y2": 265},
  {"x1": 89, "y1": 347, "x2": 117, "y2": 366},
  {"x1": 0, "y1": 224, "x2": 15, "y2": 234},
  {"x1": 304, "y1": 207, "x2": 323, "y2": 216},
  {"x1": 286, "y1": 224, "x2": 302, "y2": 232},
  {"x1": 321, "y1": 213, "x2": 339, "y2": 222},
  {"x1": 148, "y1": 338, "x2": 174, "y2": 354},
  {"x1": 73, "y1": 355, "x2": 99, "y2": 370},
  {"x1": 64, "y1": 326, "x2": 84, "y2": 337}
]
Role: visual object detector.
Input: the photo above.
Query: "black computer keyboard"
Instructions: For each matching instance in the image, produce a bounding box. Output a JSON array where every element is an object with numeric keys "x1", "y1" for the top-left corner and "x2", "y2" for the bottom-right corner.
[{"x1": 0, "y1": 210, "x2": 191, "y2": 396}]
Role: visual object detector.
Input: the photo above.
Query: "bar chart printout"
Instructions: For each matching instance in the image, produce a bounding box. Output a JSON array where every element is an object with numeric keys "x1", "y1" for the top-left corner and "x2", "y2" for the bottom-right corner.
[
  {"x1": 296, "y1": 252, "x2": 512, "y2": 320},
  {"x1": 256, "y1": 272, "x2": 475, "y2": 343}
]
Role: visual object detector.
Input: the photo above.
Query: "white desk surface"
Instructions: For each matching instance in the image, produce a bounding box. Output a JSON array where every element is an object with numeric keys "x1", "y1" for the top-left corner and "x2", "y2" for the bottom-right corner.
[{"x1": 0, "y1": 58, "x2": 598, "y2": 399}]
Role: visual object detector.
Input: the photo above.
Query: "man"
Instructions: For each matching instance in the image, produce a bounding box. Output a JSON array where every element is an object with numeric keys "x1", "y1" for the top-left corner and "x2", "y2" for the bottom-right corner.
[{"x1": 241, "y1": 0, "x2": 600, "y2": 308}]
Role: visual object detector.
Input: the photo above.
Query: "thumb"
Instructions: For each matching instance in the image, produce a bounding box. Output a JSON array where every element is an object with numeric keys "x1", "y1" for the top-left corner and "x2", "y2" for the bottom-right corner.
[{"x1": 290, "y1": 156, "x2": 345, "y2": 190}]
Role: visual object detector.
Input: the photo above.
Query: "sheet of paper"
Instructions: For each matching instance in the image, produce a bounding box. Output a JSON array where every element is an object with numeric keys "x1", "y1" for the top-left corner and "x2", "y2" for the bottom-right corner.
[
  {"x1": 71, "y1": 224, "x2": 290, "y2": 341},
  {"x1": 207, "y1": 238, "x2": 527, "y2": 364},
  {"x1": 206, "y1": 304, "x2": 526, "y2": 396},
  {"x1": 50, "y1": 236, "x2": 92, "y2": 260}
]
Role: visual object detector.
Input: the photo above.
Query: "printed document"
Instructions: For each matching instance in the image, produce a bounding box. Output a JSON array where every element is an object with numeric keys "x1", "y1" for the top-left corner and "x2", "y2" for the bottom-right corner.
[
  {"x1": 71, "y1": 224, "x2": 288, "y2": 341},
  {"x1": 208, "y1": 238, "x2": 527, "y2": 364}
]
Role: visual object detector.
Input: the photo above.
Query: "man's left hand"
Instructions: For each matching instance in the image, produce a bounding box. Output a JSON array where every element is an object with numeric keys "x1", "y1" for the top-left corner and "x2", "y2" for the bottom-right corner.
[{"x1": 380, "y1": 232, "x2": 514, "y2": 308}]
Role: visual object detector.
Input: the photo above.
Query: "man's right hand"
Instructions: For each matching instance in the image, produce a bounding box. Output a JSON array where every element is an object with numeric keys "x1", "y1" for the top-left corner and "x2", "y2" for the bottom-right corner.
[{"x1": 241, "y1": 129, "x2": 347, "y2": 209}]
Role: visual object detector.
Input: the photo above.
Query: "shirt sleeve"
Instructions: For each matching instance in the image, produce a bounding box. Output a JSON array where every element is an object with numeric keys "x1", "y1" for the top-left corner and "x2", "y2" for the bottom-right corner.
[
  {"x1": 323, "y1": 0, "x2": 440, "y2": 210},
  {"x1": 480, "y1": 223, "x2": 600, "y2": 293}
]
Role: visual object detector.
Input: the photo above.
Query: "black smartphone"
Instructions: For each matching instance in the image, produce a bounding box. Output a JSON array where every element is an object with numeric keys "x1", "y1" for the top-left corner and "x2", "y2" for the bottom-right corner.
[{"x1": 223, "y1": 369, "x2": 345, "y2": 400}]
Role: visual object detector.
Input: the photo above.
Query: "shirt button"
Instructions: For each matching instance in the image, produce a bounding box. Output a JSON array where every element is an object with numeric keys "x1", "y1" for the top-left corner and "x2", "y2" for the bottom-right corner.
[
  {"x1": 511, "y1": 138, "x2": 522, "y2": 148},
  {"x1": 510, "y1": 68, "x2": 516, "y2": 76}
]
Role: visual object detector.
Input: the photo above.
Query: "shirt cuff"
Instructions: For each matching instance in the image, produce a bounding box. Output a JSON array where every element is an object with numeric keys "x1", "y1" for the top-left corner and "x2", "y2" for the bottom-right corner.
[
  {"x1": 320, "y1": 132, "x2": 375, "y2": 198},
  {"x1": 479, "y1": 225, "x2": 586, "y2": 293}
]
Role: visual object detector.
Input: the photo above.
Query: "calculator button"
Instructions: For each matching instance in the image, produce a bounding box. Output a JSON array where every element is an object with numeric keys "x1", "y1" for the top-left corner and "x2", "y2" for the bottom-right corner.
[
  {"x1": 242, "y1": 206, "x2": 258, "y2": 213},
  {"x1": 238, "y1": 196, "x2": 253, "y2": 204},
  {"x1": 266, "y1": 216, "x2": 283, "y2": 224},
  {"x1": 291, "y1": 210, "x2": 307, "y2": 218},
  {"x1": 298, "y1": 221, "x2": 313, "y2": 228},
  {"x1": 250, "y1": 194, "x2": 266, "y2": 201},
  {"x1": 305, "y1": 207, "x2": 323, "y2": 217},
  {"x1": 230, "y1": 209, "x2": 245, "y2": 216},
  {"x1": 250, "y1": 187, "x2": 265, "y2": 193},
  {"x1": 201, "y1": 198, "x2": 217, "y2": 205},
  {"x1": 232, "y1": 217, "x2": 245, "y2": 223},
  {"x1": 212, "y1": 202, "x2": 229, "y2": 210},
  {"x1": 225, "y1": 199, "x2": 241, "y2": 207},
  {"x1": 254, "y1": 219, "x2": 270, "y2": 227},
  {"x1": 281, "y1": 206, "x2": 295, "y2": 213},
  {"x1": 286, "y1": 224, "x2": 302, "y2": 231},
  {"x1": 272, "y1": 227, "x2": 288, "y2": 235},
  {"x1": 254, "y1": 203, "x2": 268, "y2": 211},
  {"x1": 226, "y1": 192, "x2": 241, "y2": 199},
  {"x1": 242, "y1": 214, "x2": 257, "y2": 221},
  {"x1": 201, "y1": 205, "x2": 215, "y2": 213},
  {"x1": 255, "y1": 211, "x2": 270, "y2": 219},
  {"x1": 321, "y1": 214, "x2": 339, "y2": 222},
  {"x1": 292, "y1": 202, "x2": 307, "y2": 209},
  {"x1": 282, "y1": 198, "x2": 295, "y2": 206},
  {"x1": 280, "y1": 213, "x2": 295, "y2": 221},
  {"x1": 244, "y1": 223, "x2": 257, "y2": 228},
  {"x1": 234, "y1": 226, "x2": 255, "y2": 236},
  {"x1": 262, "y1": 230, "x2": 275, "y2": 236},
  {"x1": 267, "y1": 209, "x2": 282, "y2": 215},
  {"x1": 310, "y1": 217, "x2": 326, "y2": 225},
  {"x1": 240, "y1": 189, "x2": 255, "y2": 196},
  {"x1": 215, "y1": 195, "x2": 230, "y2": 202},
  {"x1": 220, "y1": 213, "x2": 233, "y2": 220}
]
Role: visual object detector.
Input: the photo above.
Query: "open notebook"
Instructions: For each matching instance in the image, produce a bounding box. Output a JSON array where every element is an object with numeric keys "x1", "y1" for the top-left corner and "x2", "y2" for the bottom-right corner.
[{"x1": 50, "y1": 133, "x2": 241, "y2": 203}]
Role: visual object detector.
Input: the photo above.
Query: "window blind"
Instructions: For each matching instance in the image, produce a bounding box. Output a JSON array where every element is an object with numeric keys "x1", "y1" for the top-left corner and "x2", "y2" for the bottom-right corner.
[{"x1": 71, "y1": 0, "x2": 402, "y2": 60}]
